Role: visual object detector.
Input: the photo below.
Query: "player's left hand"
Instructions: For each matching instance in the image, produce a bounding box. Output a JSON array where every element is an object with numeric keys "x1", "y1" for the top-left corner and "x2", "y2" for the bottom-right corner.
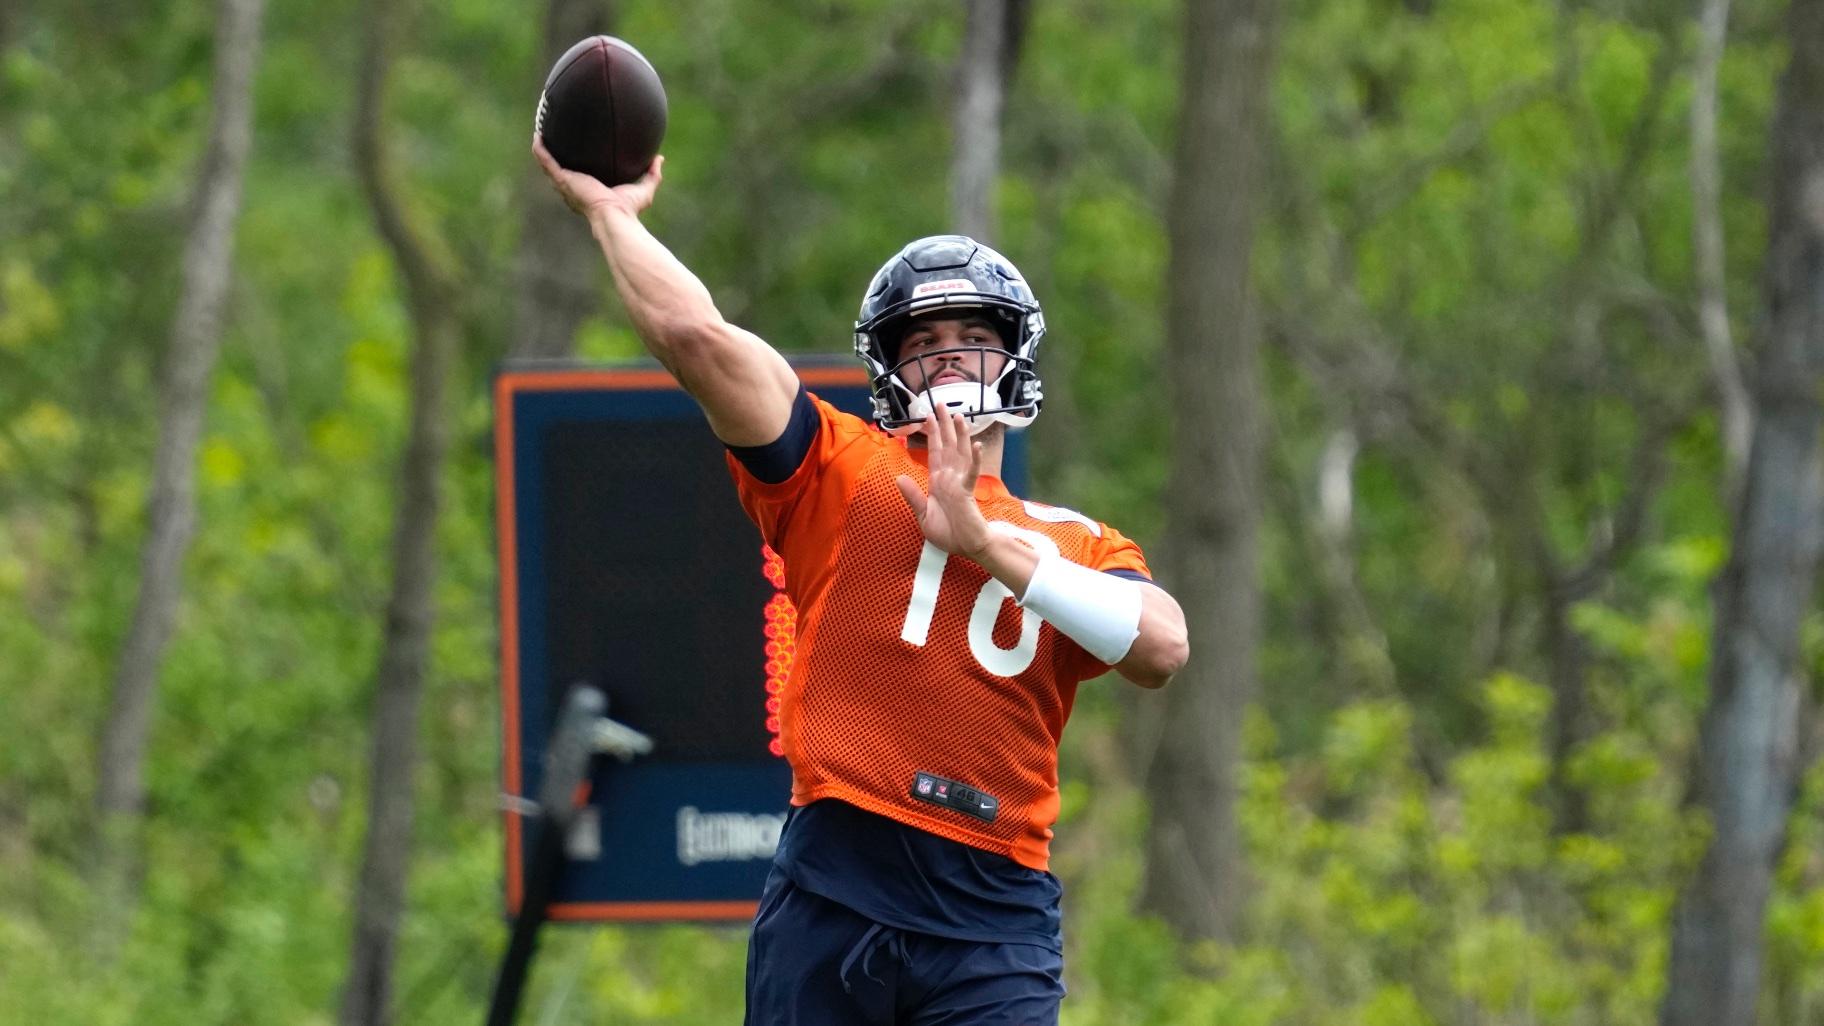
[{"x1": 895, "y1": 407, "x2": 993, "y2": 559}]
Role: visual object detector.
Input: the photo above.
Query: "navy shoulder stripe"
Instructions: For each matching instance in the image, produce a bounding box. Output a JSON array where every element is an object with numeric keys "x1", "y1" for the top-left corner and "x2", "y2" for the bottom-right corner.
[{"x1": 727, "y1": 386, "x2": 821, "y2": 484}]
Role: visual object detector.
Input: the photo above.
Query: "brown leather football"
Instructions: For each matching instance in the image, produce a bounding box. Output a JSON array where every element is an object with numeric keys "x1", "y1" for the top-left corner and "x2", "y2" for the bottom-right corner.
[{"x1": 535, "y1": 36, "x2": 668, "y2": 187}]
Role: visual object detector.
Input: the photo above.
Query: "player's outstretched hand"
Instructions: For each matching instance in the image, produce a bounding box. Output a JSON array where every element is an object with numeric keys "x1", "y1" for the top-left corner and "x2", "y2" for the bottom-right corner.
[
  {"x1": 533, "y1": 134, "x2": 662, "y2": 219},
  {"x1": 896, "y1": 408, "x2": 993, "y2": 560}
]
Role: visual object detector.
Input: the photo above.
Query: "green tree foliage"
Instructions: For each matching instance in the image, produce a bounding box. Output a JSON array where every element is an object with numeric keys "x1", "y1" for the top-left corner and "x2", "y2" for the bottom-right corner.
[{"x1": 3, "y1": 0, "x2": 1822, "y2": 1021}]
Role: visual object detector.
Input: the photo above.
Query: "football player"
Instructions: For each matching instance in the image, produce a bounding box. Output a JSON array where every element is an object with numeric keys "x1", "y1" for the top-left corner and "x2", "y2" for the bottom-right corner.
[{"x1": 536, "y1": 140, "x2": 1189, "y2": 1026}]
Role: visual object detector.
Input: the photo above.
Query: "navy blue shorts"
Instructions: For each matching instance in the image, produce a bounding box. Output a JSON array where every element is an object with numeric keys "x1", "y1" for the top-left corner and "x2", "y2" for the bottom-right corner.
[{"x1": 744, "y1": 871, "x2": 1066, "y2": 1026}]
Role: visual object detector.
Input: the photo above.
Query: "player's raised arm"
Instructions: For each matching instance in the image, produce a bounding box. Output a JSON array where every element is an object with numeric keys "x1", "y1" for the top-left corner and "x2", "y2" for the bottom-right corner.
[{"x1": 533, "y1": 138, "x2": 798, "y2": 447}]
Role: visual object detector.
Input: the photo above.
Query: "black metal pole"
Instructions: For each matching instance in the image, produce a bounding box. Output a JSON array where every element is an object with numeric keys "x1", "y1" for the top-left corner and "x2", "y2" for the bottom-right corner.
[{"x1": 485, "y1": 686, "x2": 606, "y2": 1026}]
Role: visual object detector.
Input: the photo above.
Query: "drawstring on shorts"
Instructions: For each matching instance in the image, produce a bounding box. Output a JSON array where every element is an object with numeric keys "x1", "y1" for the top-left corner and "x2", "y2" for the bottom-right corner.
[{"x1": 839, "y1": 923, "x2": 914, "y2": 994}]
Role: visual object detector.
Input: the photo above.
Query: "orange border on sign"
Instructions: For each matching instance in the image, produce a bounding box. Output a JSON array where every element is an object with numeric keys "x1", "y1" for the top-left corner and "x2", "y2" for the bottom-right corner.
[
  {"x1": 494, "y1": 362, "x2": 866, "y2": 922},
  {"x1": 548, "y1": 900, "x2": 761, "y2": 922}
]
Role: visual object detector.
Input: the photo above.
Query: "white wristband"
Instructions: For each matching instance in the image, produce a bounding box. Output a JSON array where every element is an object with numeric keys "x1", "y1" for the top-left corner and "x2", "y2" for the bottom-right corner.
[{"x1": 1016, "y1": 554, "x2": 1143, "y2": 665}]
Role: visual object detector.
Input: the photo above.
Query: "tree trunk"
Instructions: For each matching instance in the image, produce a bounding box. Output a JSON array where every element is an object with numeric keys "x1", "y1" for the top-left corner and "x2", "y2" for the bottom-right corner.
[
  {"x1": 1543, "y1": 582, "x2": 1592, "y2": 833},
  {"x1": 1691, "y1": 0, "x2": 1752, "y2": 499},
  {"x1": 94, "y1": 0, "x2": 265, "y2": 890},
  {"x1": 949, "y1": 0, "x2": 1026, "y2": 242},
  {"x1": 1661, "y1": 0, "x2": 1824, "y2": 1020},
  {"x1": 338, "y1": 0, "x2": 459, "y2": 1020},
  {"x1": 512, "y1": 0, "x2": 615, "y2": 360},
  {"x1": 1306, "y1": 428, "x2": 1396, "y2": 694},
  {"x1": 1139, "y1": 0, "x2": 1276, "y2": 943}
]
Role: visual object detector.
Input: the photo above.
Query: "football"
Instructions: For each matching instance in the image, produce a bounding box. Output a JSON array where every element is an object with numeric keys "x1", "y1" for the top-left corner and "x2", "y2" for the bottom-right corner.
[{"x1": 535, "y1": 36, "x2": 668, "y2": 187}]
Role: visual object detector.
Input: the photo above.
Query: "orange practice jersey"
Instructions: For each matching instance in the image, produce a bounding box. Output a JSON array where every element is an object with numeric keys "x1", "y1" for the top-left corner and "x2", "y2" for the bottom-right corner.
[{"x1": 725, "y1": 394, "x2": 1151, "y2": 871}]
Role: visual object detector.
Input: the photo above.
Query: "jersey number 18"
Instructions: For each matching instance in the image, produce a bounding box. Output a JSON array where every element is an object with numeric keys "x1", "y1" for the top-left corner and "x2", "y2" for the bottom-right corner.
[{"x1": 897, "y1": 522, "x2": 1061, "y2": 678}]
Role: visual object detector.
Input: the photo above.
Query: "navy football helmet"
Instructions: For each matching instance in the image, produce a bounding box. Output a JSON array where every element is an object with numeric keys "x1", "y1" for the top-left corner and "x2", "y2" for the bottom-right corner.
[{"x1": 853, "y1": 235, "x2": 1045, "y2": 435}]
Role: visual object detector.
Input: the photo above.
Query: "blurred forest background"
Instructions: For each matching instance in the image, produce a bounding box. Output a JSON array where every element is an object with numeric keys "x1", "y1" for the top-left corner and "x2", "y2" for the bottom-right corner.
[{"x1": 3, "y1": 0, "x2": 1823, "y2": 1022}]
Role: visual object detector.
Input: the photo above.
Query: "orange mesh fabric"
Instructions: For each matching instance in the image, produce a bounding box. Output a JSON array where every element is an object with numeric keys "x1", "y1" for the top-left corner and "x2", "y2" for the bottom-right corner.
[{"x1": 726, "y1": 395, "x2": 1150, "y2": 870}]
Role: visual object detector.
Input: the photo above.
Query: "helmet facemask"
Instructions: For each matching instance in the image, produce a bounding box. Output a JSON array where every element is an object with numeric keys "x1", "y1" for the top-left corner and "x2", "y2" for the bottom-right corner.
[{"x1": 882, "y1": 336, "x2": 1033, "y2": 438}]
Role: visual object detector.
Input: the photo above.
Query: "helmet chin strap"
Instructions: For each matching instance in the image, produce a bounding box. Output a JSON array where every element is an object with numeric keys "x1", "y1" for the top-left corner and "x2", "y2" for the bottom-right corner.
[{"x1": 898, "y1": 382, "x2": 1003, "y2": 437}]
